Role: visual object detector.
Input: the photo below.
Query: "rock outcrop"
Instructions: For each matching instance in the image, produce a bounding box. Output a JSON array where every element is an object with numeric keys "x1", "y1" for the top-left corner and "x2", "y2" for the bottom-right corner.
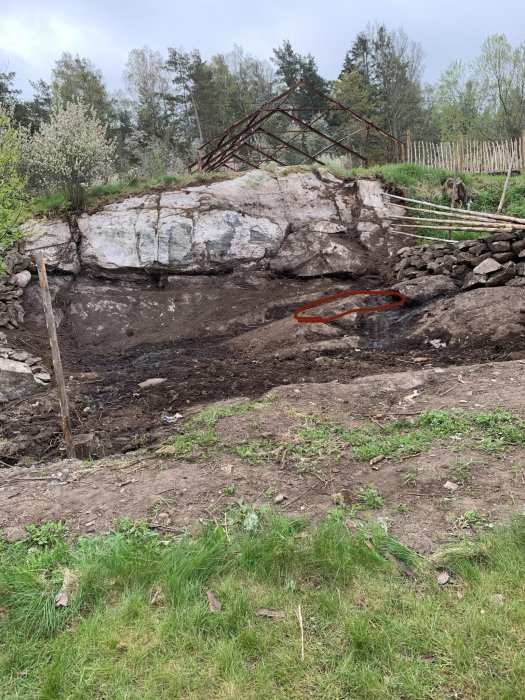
[{"x1": 20, "y1": 170, "x2": 402, "y2": 278}]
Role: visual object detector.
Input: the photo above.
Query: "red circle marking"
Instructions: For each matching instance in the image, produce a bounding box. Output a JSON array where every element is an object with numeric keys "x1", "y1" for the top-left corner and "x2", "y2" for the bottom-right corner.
[{"x1": 293, "y1": 290, "x2": 407, "y2": 324}]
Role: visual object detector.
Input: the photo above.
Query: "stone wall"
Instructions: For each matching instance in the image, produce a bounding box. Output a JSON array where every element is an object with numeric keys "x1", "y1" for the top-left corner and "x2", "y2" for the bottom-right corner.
[
  {"x1": 0, "y1": 250, "x2": 32, "y2": 329},
  {"x1": 394, "y1": 231, "x2": 525, "y2": 289}
]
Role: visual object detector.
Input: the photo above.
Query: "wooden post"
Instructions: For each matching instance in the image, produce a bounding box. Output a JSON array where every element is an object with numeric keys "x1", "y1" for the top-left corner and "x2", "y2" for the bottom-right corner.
[
  {"x1": 36, "y1": 254, "x2": 76, "y2": 458},
  {"x1": 497, "y1": 148, "x2": 515, "y2": 213},
  {"x1": 458, "y1": 135, "x2": 464, "y2": 172},
  {"x1": 405, "y1": 130, "x2": 411, "y2": 163},
  {"x1": 521, "y1": 130, "x2": 525, "y2": 174}
]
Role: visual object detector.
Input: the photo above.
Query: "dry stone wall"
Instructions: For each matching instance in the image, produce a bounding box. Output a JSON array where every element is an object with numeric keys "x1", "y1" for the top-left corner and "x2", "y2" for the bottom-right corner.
[{"x1": 394, "y1": 231, "x2": 525, "y2": 289}]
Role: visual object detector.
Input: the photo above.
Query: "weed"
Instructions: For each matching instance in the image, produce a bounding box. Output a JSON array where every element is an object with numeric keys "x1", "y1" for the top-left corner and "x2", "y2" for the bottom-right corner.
[
  {"x1": 223, "y1": 484, "x2": 236, "y2": 496},
  {"x1": 395, "y1": 503, "x2": 409, "y2": 515},
  {"x1": 448, "y1": 459, "x2": 472, "y2": 485},
  {"x1": 511, "y1": 462, "x2": 525, "y2": 478},
  {"x1": 454, "y1": 509, "x2": 487, "y2": 529},
  {"x1": 357, "y1": 485, "x2": 384, "y2": 510},
  {"x1": 224, "y1": 499, "x2": 261, "y2": 532},
  {"x1": 235, "y1": 439, "x2": 280, "y2": 465},
  {"x1": 24, "y1": 522, "x2": 69, "y2": 548},
  {"x1": 263, "y1": 486, "x2": 277, "y2": 500},
  {"x1": 402, "y1": 471, "x2": 418, "y2": 487}
]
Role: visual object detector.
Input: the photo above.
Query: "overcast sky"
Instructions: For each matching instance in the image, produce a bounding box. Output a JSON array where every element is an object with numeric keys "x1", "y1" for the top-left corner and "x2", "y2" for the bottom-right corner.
[{"x1": 1, "y1": 0, "x2": 524, "y2": 96}]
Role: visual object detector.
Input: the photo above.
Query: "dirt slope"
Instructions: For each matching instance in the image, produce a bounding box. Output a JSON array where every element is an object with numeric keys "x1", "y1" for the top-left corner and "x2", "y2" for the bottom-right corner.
[{"x1": 2, "y1": 358, "x2": 525, "y2": 553}]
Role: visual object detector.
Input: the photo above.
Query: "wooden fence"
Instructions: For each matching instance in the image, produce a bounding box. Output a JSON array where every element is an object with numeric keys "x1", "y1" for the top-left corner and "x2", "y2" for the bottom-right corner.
[{"x1": 406, "y1": 132, "x2": 525, "y2": 174}]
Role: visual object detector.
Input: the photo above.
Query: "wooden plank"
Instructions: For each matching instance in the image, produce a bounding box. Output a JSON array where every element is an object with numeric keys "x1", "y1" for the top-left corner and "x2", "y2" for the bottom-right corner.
[{"x1": 36, "y1": 254, "x2": 76, "y2": 459}]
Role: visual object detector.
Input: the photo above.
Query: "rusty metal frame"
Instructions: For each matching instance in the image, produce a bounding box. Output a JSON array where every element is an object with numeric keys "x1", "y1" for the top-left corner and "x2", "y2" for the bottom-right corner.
[{"x1": 189, "y1": 82, "x2": 403, "y2": 173}]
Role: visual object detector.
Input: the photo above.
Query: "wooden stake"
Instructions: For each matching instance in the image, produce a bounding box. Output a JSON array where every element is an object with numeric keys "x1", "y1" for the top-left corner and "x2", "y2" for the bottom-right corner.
[
  {"x1": 497, "y1": 148, "x2": 515, "y2": 213},
  {"x1": 36, "y1": 254, "x2": 76, "y2": 458}
]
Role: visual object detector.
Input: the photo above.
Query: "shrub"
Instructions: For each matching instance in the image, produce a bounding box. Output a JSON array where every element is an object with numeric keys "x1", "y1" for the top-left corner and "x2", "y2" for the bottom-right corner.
[
  {"x1": 0, "y1": 105, "x2": 27, "y2": 272},
  {"x1": 27, "y1": 102, "x2": 115, "y2": 209}
]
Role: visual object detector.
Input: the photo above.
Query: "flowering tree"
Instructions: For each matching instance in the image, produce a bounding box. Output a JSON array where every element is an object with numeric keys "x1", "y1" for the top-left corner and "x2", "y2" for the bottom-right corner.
[
  {"x1": 29, "y1": 102, "x2": 115, "y2": 208},
  {"x1": 0, "y1": 105, "x2": 26, "y2": 272}
]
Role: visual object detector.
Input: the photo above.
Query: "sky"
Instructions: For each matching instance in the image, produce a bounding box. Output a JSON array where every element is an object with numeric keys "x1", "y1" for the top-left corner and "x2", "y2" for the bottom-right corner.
[{"x1": 1, "y1": 0, "x2": 524, "y2": 97}]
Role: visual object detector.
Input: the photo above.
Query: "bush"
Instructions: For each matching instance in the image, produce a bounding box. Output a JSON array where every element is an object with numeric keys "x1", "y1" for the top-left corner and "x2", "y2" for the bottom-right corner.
[
  {"x1": 27, "y1": 102, "x2": 115, "y2": 209},
  {"x1": 0, "y1": 105, "x2": 27, "y2": 273}
]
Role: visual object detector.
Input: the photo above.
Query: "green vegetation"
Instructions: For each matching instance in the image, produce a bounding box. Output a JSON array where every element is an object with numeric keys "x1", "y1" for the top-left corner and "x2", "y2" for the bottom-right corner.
[
  {"x1": 0, "y1": 105, "x2": 27, "y2": 271},
  {"x1": 3, "y1": 513, "x2": 525, "y2": 698},
  {"x1": 158, "y1": 399, "x2": 275, "y2": 459},
  {"x1": 233, "y1": 408, "x2": 525, "y2": 471},
  {"x1": 324, "y1": 161, "x2": 525, "y2": 241}
]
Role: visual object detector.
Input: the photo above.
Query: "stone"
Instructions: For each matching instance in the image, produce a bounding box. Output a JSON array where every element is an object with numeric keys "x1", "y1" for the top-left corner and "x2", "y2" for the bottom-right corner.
[
  {"x1": 488, "y1": 240, "x2": 511, "y2": 253},
  {"x1": 519, "y1": 249, "x2": 525, "y2": 258},
  {"x1": 471, "y1": 252, "x2": 493, "y2": 267},
  {"x1": 485, "y1": 261, "x2": 516, "y2": 286},
  {"x1": 469, "y1": 243, "x2": 488, "y2": 257},
  {"x1": 33, "y1": 372, "x2": 51, "y2": 382},
  {"x1": 486, "y1": 232, "x2": 515, "y2": 242},
  {"x1": 492, "y1": 252, "x2": 514, "y2": 263},
  {"x1": 462, "y1": 272, "x2": 488, "y2": 290},
  {"x1": 473, "y1": 258, "x2": 502, "y2": 275},
  {"x1": 506, "y1": 278, "x2": 525, "y2": 287},
  {"x1": 0, "y1": 357, "x2": 45, "y2": 402},
  {"x1": 10, "y1": 350, "x2": 30, "y2": 362},
  {"x1": 12, "y1": 270, "x2": 32, "y2": 288},
  {"x1": 451, "y1": 264, "x2": 468, "y2": 279},
  {"x1": 392, "y1": 275, "x2": 457, "y2": 303},
  {"x1": 517, "y1": 263, "x2": 525, "y2": 276},
  {"x1": 511, "y1": 239, "x2": 525, "y2": 255},
  {"x1": 138, "y1": 377, "x2": 167, "y2": 389}
]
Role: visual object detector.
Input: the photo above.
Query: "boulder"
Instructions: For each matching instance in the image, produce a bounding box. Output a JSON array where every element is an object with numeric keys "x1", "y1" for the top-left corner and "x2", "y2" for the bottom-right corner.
[
  {"x1": 392, "y1": 275, "x2": 457, "y2": 304},
  {"x1": 473, "y1": 258, "x2": 502, "y2": 275},
  {"x1": 0, "y1": 357, "x2": 45, "y2": 402}
]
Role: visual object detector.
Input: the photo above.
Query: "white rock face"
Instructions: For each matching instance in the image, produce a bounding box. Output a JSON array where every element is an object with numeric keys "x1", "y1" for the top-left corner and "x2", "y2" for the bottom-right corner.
[
  {"x1": 21, "y1": 171, "x2": 398, "y2": 277},
  {"x1": 23, "y1": 220, "x2": 80, "y2": 273},
  {"x1": 0, "y1": 357, "x2": 45, "y2": 402}
]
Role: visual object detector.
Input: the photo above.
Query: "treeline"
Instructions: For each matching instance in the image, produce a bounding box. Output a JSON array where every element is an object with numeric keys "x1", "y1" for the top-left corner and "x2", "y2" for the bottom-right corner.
[{"x1": 1, "y1": 25, "x2": 525, "y2": 179}]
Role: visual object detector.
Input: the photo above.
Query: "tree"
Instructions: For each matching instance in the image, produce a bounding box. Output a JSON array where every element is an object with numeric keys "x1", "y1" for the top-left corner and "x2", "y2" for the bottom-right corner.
[
  {"x1": 435, "y1": 61, "x2": 481, "y2": 139},
  {"x1": 339, "y1": 25, "x2": 425, "y2": 142},
  {"x1": 272, "y1": 40, "x2": 329, "y2": 116},
  {"x1": 123, "y1": 46, "x2": 173, "y2": 140},
  {"x1": 50, "y1": 53, "x2": 114, "y2": 125},
  {"x1": 476, "y1": 34, "x2": 525, "y2": 138},
  {"x1": 27, "y1": 102, "x2": 115, "y2": 208},
  {"x1": 0, "y1": 105, "x2": 26, "y2": 271},
  {"x1": 0, "y1": 70, "x2": 21, "y2": 105}
]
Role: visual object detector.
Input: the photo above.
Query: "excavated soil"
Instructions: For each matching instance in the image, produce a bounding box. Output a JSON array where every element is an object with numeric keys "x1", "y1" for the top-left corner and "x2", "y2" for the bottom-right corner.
[{"x1": 1, "y1": 270, "x2": 525, "y2": 551}]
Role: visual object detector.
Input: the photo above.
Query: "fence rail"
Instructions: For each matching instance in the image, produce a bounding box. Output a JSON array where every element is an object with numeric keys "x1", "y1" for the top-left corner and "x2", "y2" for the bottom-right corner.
[{"x1": 406, "y1": 133, "x2": 525, "y2": 174}]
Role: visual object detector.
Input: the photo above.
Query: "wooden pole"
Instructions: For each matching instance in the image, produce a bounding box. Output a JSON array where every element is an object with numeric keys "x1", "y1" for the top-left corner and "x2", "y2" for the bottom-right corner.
[
  {"x1": 36, "y1": 254, "x2": 76, "y2": 459},
  {"x1": 521, "y1": 130, "x2": 525, "y2": 174},
  {"x1": 405, "y1": 130, "x2": 411, "y2": 163},
  {"x1": 497, "y1": 148, "x2": 515, "y2": 213}
]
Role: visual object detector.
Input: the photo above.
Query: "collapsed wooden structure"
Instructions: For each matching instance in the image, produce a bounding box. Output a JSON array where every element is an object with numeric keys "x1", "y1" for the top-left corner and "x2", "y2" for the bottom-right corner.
[{"x1": 190, "y1": 82, "x2": 404, "y2": 173}]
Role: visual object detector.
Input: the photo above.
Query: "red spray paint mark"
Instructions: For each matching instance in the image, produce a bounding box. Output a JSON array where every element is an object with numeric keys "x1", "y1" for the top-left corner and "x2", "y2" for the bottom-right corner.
[{"x1": 293, "y1": 290, "x2": 407, "y2": 324}]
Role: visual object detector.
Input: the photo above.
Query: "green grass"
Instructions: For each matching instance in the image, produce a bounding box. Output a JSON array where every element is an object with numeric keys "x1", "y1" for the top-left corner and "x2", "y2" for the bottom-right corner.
[
  {"x1": 26, "y1": 170, "x2": 239, "y2": 218},
  {"x1": 158, "y1": 399, "x2": 276, "y2": 459},
  {"x1": 232, "y1": 408, "x2": 525, "y2": 470},
  {"x1": 321, "y1": 161, "x2": 525, "y2": 242},
  {"x1": 3, "y1": 513, "x2": 525, "y2": 698}
]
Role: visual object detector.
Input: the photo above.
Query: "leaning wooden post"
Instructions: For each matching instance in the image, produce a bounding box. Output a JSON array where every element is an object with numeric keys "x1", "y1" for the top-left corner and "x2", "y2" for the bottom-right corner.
[
  {"x1": 36, "y1": 254, "x2": 76, "y2": 458},
  {"x1": 521, "y1": 130, "x2": 525, "y2": 175}
]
